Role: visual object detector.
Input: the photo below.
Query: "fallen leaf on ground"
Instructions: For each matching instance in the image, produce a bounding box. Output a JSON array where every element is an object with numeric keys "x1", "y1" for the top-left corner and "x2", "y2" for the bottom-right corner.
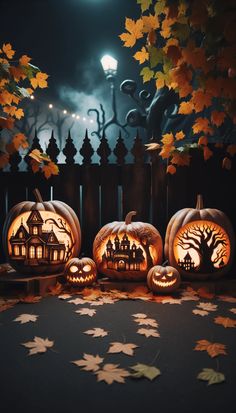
[
  {"x1": 48, "y1": 282, "x2": 63, "y2": 296},
  {"x1": 14, "y1": 314, "x2": 38, "y2": 324},
  {"x1": 197, "y1": 368, "x2": 225, "y2": 385},
  {"x1": 132, "y1": 313, "x2": 147, "y2": 319},
  {"x1": 161, "y1": 298, "x2": 182, "y2": 304},
  {"x1": 68, "y1": 298, "x2": 89, "y2": 305},
  {"x1": 218, "y1": 295, "x2": 236, "y2": 303},
  {"x1": 197, "y1": 288, "x2": 214, "y2": 299},
  {"x1": 130, "y1": 363, "x2": 161, "y2": 380},
  {"x1": 90, "y1": 300, "x2": 105, "y2": 306},
  {"x1": 20, "y1": 295, "x2": 42, "y2": 304},
  {"x1": 108, "y1": 342, "x2": 138, "y2": 356},
  {"x1": 72, "y1": 354, "x2": 103, "y2": 372},
  {"x1": 100, "y1": 297, "x2": 117, "y2": 304},
  {"x1": 197, "y1": 302, "x2": 218, "y2": 312},
  {"x1": 84, "y1": 328, "x2": 108, "y2": 338},
  {"x1": 109, "y1": 290, "x2": 128, "y2": 300},
  {"x1": 58, "y1": 294, "x2": 72, "y2": 300},
  {"x1": 137, "y1": 328, "x2": 160, "y2": 338},
  {"x1": 192, "y1": 309, "x2": 209, "y2": 317},
  {"x1": 0, "y1": 298, "x2": 19, "y2": 312},
  {"x1": 194, "y1": 340, "x2": 227, "y2": 358},
  {"x1": 76, "y1": 308, "x2": 96, "y2": 317},
  {"x1": 96, "y1": 364, "x2": 130, "y2": 384},
  {"x1": 81, "y1": 288, "x2": 102, "y2": 300},
  {"x1": 229, "y1": 308, "x2": 236, "y2": 314},
  {"x1": 214, "y1": 316, "x2": 236, "y2": 328},
  {"x1": 134, "y1": 318, "x2": 158, "y2": 328},
  {"x1": 22, "y1": 336, "x2": 54, "y2": 356}
]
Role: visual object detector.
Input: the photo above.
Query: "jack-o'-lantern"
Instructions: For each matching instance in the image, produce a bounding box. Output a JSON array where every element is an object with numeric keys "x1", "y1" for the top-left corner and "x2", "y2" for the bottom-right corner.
[
  {"x1": 93, "y1": 211, "x2": 163, "y2": 280},
  {"x1": 164, "y1": 194, "x2": 234, "y2": 280},
  {"x1": 65, "y1": 257, "x2": 97, "y2": 286},
  {"x1": 2, "y1": 189, "x2": 81, "y2": 275},
  {"x1": 147, "y1": 265, "x2": 181, "y2": 293}
]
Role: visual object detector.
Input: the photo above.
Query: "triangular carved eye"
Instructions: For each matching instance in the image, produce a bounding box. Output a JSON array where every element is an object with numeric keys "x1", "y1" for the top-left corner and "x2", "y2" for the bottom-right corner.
[
  {"x1": 70, "y1": 265, "x2": 78, "y2": 273},
  {"x1": 167, "y1": 272, "x2": 173, "y2": 277},
  {"x1": 155, "y1": 272, "x2": 161, "y2": 276},
  {"x1": 83, "y1": 264, "x2": 91, "y2": 272}
]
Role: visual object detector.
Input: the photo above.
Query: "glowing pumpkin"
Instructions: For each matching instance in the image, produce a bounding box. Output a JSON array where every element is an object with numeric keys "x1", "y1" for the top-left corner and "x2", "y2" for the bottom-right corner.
[
  {"x1": 164, "y1": 194, "x2": 234, "y2": 280},
  {"x1": 93, "y1": 211, "x2": 163, "y2": 280},
  {"x1": 2, "y1": 189, "x2": 81, "y2": 275},
  {"x1": 147, "y1": 265, "x2": 181, "y2": 293},
  {"x1": 65, "y1": 257, "x2": 97, "y2": 286}
]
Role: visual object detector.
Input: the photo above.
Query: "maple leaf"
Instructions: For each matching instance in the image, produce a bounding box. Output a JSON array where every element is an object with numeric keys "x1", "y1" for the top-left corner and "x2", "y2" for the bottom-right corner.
[
  {"x1": 19, "y1": 55, "x2": 31, "y2": 66},
  {"x1": 142, "y1": 14, "x2": 159, "y2": 32},
  {"x1": 30, "y1": 159, "x2": 40, "y2": 174},
  {"x1": 197, "y1": 302, "x2": 217, "y2": 312},
  {"x1": 84, "y1": 328, "x2": 108, "y2": 338},
  {"x1": 161, "y1": 132, "x2": 174, "y2": 146},
  {"x1": 229, "y1": 308, "x2": 236, "y2": 314},
  {"x1": 48, "y1": 282, "x2": 63, "y2": 296},
  {"x1": 222, "y1": 157, "x2": 232, "y2": 171},
  {"x1": 0, "y1": 152, "x2": 9, "y2": 169},
  {"x1": 76, "y1": 308, "x2": 96, "y2": 317},
  {"x1": 197, "y1": 288, "x2": 214, "y2": 299},
  {"x1": 68, "y1": 297, "x2": 88, "y2": 305},
  {"x1": 192, "y1": 118, "x2": 213, "y2": 135},
  {"x1": 194, "y1": 340, "x2": 227, "y2": 358},
  {"x1": 137, "y1": 0, "x2": 152, "y2": 13},
  {"x1": 22, "y1": 336, "x2": 54, "y2": 356},
  {"x1": 197, "y1": 368, "x2": 225, "y2": 386},
  {"x1": 96, "y1": 364, "x2": 130, "y2": 384},
  {"x1": 218, "y1": 295, "x2": 236, "y2": 303},
  {"x1": 132, "y1": 313, "x2": 147, "y2": 319},
  {"x1": 72, "y1": 354, "x2": 103, "y2": 372},
  {"x1": 192, "y1": 309, "x2": 209, "y2": 317},
  {"x1": 226, "y1": 144, "x2": 236, "y2": 157},
  {"x1": 154, "y1": 0, "x2": 166, "y2": 16},
  {"x1": 149, "y1": 46, "x2": 164, "y2": 68},
  {"x1": 161, "y1": 298, "x2": 182, "y2": 304},
  {"x1": 145, "y1": 142, "x2": 161, "y2": 150},
  {"x1": 9, "y1": 66, "x2": 26, "y2": 82},
  {"x1": 42, "y1": 161, "x2": 59, "y2": 179},
  {"x1": 108, "y1": 342, "x2": 138, "y2": 356},
  {"x1": 167, "y1": 44, "x2": 182, "y2": 65},
  {"x1": 14, "y1": 314, "x2": 38, "y2": 324},
  {"x1": 58, "y1": 294, "x2": 72, "y2": 300},
  {"x1": 119, "y1": 18, "x2": 143, "y2": 47},
  {"x1": 130, "y1": 363, "x2": 161, "y2": 381},
  {"x1": 191, "y1": 90, "x2": 212, "y2": 112},
  {"x1": 175, "y1": 130, "x2": 185, "y2": 141},
  {"x1": 167, "y1": 164, "x2": 176, "y2": 175},
  {"x1": 140, "y1": 66, "x2": 154, "y2": 83},
  {"x1": 155, "y1": 71, "x2": 170, "y2": 88},
  {"x1": 214, "y1": 316, "x2": 236, "y2": 328},
  {"x1": 2, "y1": 43, "x2": 15, "y2": 59},
  {"x1": 30, "y1": 72, "x2": 48, "y2": 89},
  {"x1": 198, "y1": 136, "x2": 208, "y2": 146},
  {"x1": 203, "y1": 146, "x2": 213, "y2": 161},
  {"x1": 0, "y1": 90, "x2": 14, "y2": 105},
  {"x1": 137, "y1": 328, "x2": 160, "y2": 338},
  {"x1": 20, "y1": 295, "x2": 41, "y2": 303},
  {"x1": 171, "y1": 152, "x2": 191, "y2": 166},
  {"x1": 133, "y1": 47, "x2": 149, "y2": 64},
  {"x1": 135, "y1": 318, "x2": 158, "y2": 328},
  {"x1": 99, "y1": 297, "x2": 117, "y2": 304},
  {"x1": 211, "y1": 111, "x2": 226, "y2": 127}
]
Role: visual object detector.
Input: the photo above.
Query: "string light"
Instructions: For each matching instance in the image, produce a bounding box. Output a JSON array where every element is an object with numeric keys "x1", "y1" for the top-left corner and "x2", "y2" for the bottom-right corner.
[
  {"x1": 83, "y1": 117, "x2": 86, "y2": 121},
  {"x1": 76, "y1": 115, "x2": 80, "y2": 119},
  {"x1": 49, "y1": 103, "x2": 53, "y2": 109},
  {"x1": 72, "y1": 113, "x2": 76, "y2": 118},
  {"x1": 63, "y1": 109, "x2": 67, "y2": 114},
  {"x1": 30, "y1": 95, "x2": 35, "y2": 100}
]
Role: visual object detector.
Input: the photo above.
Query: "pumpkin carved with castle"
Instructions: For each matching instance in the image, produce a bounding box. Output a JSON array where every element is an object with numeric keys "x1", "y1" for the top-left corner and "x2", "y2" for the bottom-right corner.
[{"x1": 2, "y1": 189, "x2": 81, "y2": 275}]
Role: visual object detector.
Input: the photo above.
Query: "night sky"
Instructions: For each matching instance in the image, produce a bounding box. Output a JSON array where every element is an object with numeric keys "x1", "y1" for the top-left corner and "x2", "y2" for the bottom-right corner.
[{"x1": 1, "y1": 0, "x2": 147, "y2": 148}]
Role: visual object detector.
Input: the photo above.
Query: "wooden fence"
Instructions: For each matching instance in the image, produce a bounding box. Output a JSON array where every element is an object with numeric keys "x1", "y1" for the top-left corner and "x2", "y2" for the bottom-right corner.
[{"x1": 0, "y1": 130, "x2": 236, "y2": 269}]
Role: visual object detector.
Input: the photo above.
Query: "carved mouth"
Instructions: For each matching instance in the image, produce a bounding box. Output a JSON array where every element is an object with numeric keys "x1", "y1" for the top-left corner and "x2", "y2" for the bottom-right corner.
[
  {"x1": 153, "y1": 279, "x2": 176, "y2": 287},
  {"x1": 67, "y1": 274, "x2": 95, "y2": 283}
]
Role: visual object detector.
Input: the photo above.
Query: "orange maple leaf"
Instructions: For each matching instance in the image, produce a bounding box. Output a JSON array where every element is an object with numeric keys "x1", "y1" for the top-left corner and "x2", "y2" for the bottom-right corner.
[
  {"x1": 2, "y1": 43, "x2": 15, "y2": 59},
  {"x1": 214, "y1": 316, "x2": 236, "y2": 328},
  {"x1": 211, "y1": 111, "x2": 226, "y2": 127},
  {"x1": 194, "y1": 340, "x2": 227, "y2": 358},
  {"x1": 0, "y1": 116, "x2": 14, "y2": 130},
  {"x1": 159, "y1": 145, "x2": 175, "y2": 159},
  {"x1": 192, "y1": 118, "x2": 214, "y2": 135},
  {"x1": 141, "y1": 14, "x2": 159, "y2": 33},
  {"x1": 119, "y1": 18, "x2": 143, "y2": 47},
  {"x1": 42, "y1": 161, "x2": 59, "y2": 179},
  {"x1": 198, "y1": 136, "x2": 208, "y2": 146},
  {"x1": 166, "y1": 164, "x2": 176, "y2": 175},
  {"x1": 0, "y1": 78, "x2": 9, "y2": 88},
  {"x1": 178, "y1": 101, "x2": 194, "y2": 115},
  {"x1": 203, "y1": 146, "x2": 213, "y2": 161},
  {"x1": 30, "y1": 72, "x2": 48, "y2": 89},
  {"x1": 3, "y1": 106, "x2": 24, "y2": 119},
  {"x1": 197, "y1": 287, "x2": 214, "y2": 299},
  {"x1": 175, "y1": 130, "x2": 185, "y2": 140},
  {"x1": 161, "y1": 17, "x2": 175, "y2": 39},
  {"x1": 133, "y1": 47, "x2": 149, "y2": 64},
  {"x1": 191, "y1": 89, "x2": 212, "y2": 112},
  {"x1": 167, "y1": 45, "x2": 182, "y2": 65},
  {"x1": 182, "y1": 42, "x2": 211, "y2": 74},
  {"x1": 171, "y1": 152, "x2": 191, "y2": 166},
  {"x1": 30, "y1": 159, "x2": 40, "y2": 174},
  {"x1": 19, "y1": 55, "x2": 31, "y2": 66},
  {"x1": 9, "y1": 66, "x2": 26, "y2": 81},
  {"x1": 12, "y1": 133, "x2": 28, "y2": 150},
  {"x1": 0, "y1": 90, "x2": 14, "y2": 105},
  {"x1": 161, "y1": 133, "x2": 174, "y2": 146}
]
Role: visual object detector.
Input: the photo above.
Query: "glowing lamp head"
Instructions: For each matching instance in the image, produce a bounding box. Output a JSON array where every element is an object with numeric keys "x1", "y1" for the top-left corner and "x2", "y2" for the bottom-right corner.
[{"x1": 100, "y1": 55, "x2": 118, "y2": 80}]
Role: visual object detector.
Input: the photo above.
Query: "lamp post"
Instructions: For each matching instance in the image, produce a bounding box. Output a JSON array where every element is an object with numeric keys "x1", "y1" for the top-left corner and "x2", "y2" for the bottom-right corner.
[{"x1": 88, "y1": 54, "x2": 128, "y2": 139}]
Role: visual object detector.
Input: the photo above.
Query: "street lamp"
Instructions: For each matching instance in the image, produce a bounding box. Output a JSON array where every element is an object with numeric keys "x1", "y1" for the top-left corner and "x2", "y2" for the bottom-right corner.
[{"x1": 87, "y1": 54, "x2": 128, "y2": 139}]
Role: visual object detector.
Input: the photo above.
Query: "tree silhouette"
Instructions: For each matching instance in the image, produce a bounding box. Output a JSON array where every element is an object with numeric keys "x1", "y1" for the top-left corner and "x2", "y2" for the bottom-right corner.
[{"x1": 177, "y1": 223, "x2": 228, "y2": 273}]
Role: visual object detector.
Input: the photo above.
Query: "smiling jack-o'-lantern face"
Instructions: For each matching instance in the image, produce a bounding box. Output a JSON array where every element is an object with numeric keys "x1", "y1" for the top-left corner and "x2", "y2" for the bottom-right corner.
[
  {"x1": 65, "y1": 257, "x2": 97, "y2": 286},
  {"x1": 147, "y1": 265, "x2": 180, "y2": 293}
]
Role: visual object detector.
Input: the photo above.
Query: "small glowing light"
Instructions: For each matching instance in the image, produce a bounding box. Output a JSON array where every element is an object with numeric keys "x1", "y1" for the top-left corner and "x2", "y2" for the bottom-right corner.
[
  {"x1": 49, "y1": 103, "x2": 53, "y2": 109},
  {"x1": 72, "y1": 113, "x2": 76, "y2": 118},
  {"x1": 30, "y1": 95, "x2": 35, "y2": 100},
  {"x1": 90, "y1": 119, "x2": 94, "y2": 123},
  {"x1": 83, "y1": 117, "x2": 86, "y2": 121},
  {"x1": 100, "y1": 54, "x2": 118, "y2": 73},
  {"x1": 76, "y1": 115, "x2": 80, "y2": 119},
  {"x1": 63, "y1": 110, "x2": 67, "y2": 114}
]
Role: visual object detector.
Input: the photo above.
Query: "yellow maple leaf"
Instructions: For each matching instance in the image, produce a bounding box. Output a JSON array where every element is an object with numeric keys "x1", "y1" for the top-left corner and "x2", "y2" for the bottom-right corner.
[
  {"x1": 15, "y1": 108, "x2": 24, "y2": 119},
  {"x1": 222, "y1": 157, "x2": 232, "y2": 170},
  {"x1": 0, "y1": 90, "x2": 14, "y2": 105},
  {"x1": 203, "y1": 146, "x2": 213, "y2": 161},
  {"x1": 191, "y1": 89, "x2": 212, "y2": 112},
  {"x1": 119, "y1": 18, "x2": 143, "y2": 48},
  {"x1": 3, "y1": 106, "x2": 24, "y2": 119},
  {"x1": 175, "y1": 130, "x2": 185, "y2": 140},
  {"x1": 226, "y1": 144, "x2": 236, "y2": 157},
  {"x1": 161, "y1": 17, "x2": 175, "y2": 39},
  {"x1": 30, "y1": 72, "x2": 48, "y2": 89},
  {"x1": 137, "y1": 0, "x2": 152, "y2": 13},
  {"x1": 198, "y1": 136, "x2": 208, "y2": 146},
  {"x1": 133, "y1": 47, "x2": 149, "y2": 64},
  {"x1": 19, "y1": 55, "x2": 31, "y2": 66},
  {"x1": 2, "y1": 43, "x2": 15, "y2": 59},
  {"x1": 211, "y1": 111, "x2": 226, "y2": 127},
  {"x1": 178, "y1": 101, "x2": 194, "y2": 114},
  {"x1": 142, "y1": 14, "x2": 159, "y2": 33},
  {"x1": 42, "y1": 162, "x2": 59, "y2": 179},
  {"x1": 140, "y1": 67, "x2": 154, "y2": 83},
  {"x1": 166, "y1": 164, "x2": 176, "y2": 174},
  {"x1": 171, "y1": 152, "x2": 191, "y2": 166},
  {"x1": 12, "y1": 133, "x2": 29, "y2": 150},
  {"x1": 161, "y1": 133, "x2": 174, "y2": 145},
  {"x1": 0, "y1": 78, "x2": 9, "y2": 88},
  {"x1": 192, "y1": 118, "x2": 214, "y2": 135}
]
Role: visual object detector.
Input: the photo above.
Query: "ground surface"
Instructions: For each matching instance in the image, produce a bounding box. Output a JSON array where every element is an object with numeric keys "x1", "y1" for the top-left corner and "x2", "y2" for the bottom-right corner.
[{"x1": 0, "y1": 286, "x2": 236, "y2": 413}]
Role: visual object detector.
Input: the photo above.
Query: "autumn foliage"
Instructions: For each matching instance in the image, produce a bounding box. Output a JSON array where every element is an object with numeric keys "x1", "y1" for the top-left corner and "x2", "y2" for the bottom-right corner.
[
  {"x1": 120, "y1": 0, "x2": 236, "y2": 172},
  {"x1": 0, "y1": 43, "x2": 58, "y2": 178}
]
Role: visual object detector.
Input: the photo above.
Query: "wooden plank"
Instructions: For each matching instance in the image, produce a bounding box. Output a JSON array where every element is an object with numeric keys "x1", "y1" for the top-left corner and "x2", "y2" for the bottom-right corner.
[
  {"x1": 7, "y1": 172, "x2": 28, "y2": 210},
  {"x1": 100, "y1": 165, "x2": 119, "y2": 225},
  {"x1": 150, "y1": 154, "x2": 167, "y2": 238}
]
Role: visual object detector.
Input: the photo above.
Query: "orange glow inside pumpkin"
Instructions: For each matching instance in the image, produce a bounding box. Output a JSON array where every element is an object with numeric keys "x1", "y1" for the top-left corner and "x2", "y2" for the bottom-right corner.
[
  {"x1": 97, "y1": 232, "x2": 158, "y2": 272},
  {"x1": 7, "y1": 211, "x2": 74, "y2": 265},
  {"x1": 174, "y1": 220, "x2": 230, "y2": 273}
]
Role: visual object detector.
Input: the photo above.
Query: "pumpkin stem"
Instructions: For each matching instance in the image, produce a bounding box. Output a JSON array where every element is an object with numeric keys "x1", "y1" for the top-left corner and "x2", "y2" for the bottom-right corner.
[
  {"x1": 196, "y1": 194, "x2": 204, "y2": 210},
  {"x1": 162, "y1": 260, "x2": 169, "y2": 267},
  {"x1": 125, "y1": 211, "x2": 137, "y2": 225},
  {"x1": 33, "y1": 188, "x2": 44, "y2": 203}
]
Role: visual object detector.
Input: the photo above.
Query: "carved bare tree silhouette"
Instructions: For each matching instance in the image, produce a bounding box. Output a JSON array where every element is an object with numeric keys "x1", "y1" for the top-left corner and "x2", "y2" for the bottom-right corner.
[
  {"x1": 45, "y1": 218, "x2": 75, "y2": 260},
  {"x1": 177, "y1": 224, "x2": 228, "y2": 272}
]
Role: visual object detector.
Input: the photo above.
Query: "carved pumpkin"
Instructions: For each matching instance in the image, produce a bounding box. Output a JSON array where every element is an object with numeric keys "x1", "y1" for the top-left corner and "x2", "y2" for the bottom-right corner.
[
  {"x1": 164, "y1": 194, "x2": 235, "y2": 280},
  {"x1": 93, "y1": 211, "x2": 163, "y2": 280},
  {"x1": 147, "y1": 265, "x2": 181, "y2": 293},
  {"x1": 2, "y1": 189, "x2": 81, "y2": 275},
  {"x1": 65, "y1": 257, "x2": 97, "y2": 286}
]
